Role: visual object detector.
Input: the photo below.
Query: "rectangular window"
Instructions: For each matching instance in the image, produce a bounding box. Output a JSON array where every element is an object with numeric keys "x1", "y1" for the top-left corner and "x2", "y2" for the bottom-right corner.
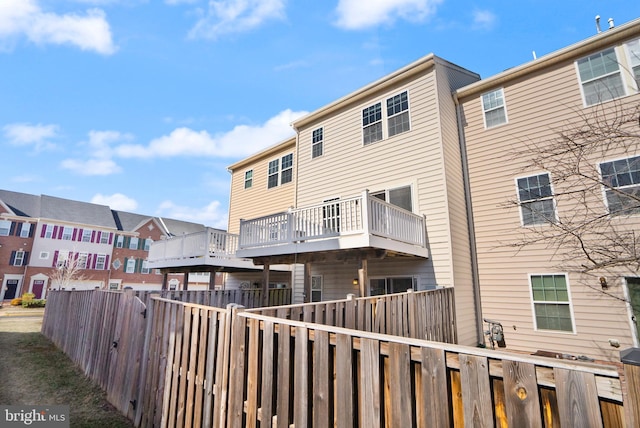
[
  {"x1": 44, "y1": 224, "x2": 54, "y2": 238},
  {"x1": 141, "y1": 260, "x2": 150, "y2": 274},
  {"x1": 77, "y1": 253, "x2": 88, "y2": 269},
  {"x1": 39, "y1": 251, "x2": 49, "y2": 260},
  {"x1": 62, "y1": 226, "x2": 73, "y2": 240},
  {"x1": 116, "y1": 235, "x2": 124, "y2": 248},
  {"x1": 56, "y1": 251, "x2": 69, "y2": 268},
  {"x1": 312, "y1": 128, "x2": 323, "y2": 158},
  {"x1": 125, "y1": 258, "x2": 136, "y2": 273},
  {"x1": 281, "y1": 154, "x2": 293, "y2": 184},
  {"x1": 482, "y1": 88, "x2": 507, "y2": 128},
  {"x1": 144, "y1": 238, "x2": 152, "y2": 251},
  {"x1": 0, "y1": 220, "x2": 11, "y2": 236},
  {"x1": 371, "y1": 185, "x2": 413, "y2": 212},
  {"x1": 82, "y1": 229, "x2": 92, "y2": 242},
  {"x1": 600, "y1": 155, "x2": 640, "y2": 215},
  {"x1": 627, "y1": 38, "x2": 640, "y2": 88},
  {"x1": 362, "y1": 102, "x2": 383, "y2": 145},
  {"x1": 517, "y1": 173, "x2": 555, "y2": 225},
  {"x1": 530, "y1": 274, "x2": 574, "y2": 332},
  {"x1": 577, "y1": 48, "x2": 625, "y2": 106},
  {"x1": 244, "y1": 170, "x2": 253, "y2": 189},
  {"x1": 129, "y1": 237, "x2": 139, "y2": 250},
  {"x1": 311, "y1": 276, "x2": 323, "y2": 302},
  {"x1": 100, "y1": 232, "x2": 110, "y2": 244},
  {"x1": 370, "y1": 277, "x2": 417, "y2": 296},
  {"x1": 19, "y1": 223, "x2": 31, "y2": 238},
  {"x1": 13, "y1": 251, "x2": 25, "y2": 266},
  {"x1": 95, "y1": 254, "x2": 107, "y2": 270},
  {"x1": 387, "y1": 91, "x2": 410, "y2": 137},
  {"x1": 267, "y1": 159, "x2": 279, "y2": 189}
]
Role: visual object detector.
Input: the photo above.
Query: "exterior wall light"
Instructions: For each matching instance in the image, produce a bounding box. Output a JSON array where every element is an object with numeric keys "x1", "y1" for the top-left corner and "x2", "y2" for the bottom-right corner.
[
  {"x1": 352, "y1": 278, "x2": 359, "y2": 286},
  {"x1": 599, "y1": 277, "x2": 608, "y2": 290}
]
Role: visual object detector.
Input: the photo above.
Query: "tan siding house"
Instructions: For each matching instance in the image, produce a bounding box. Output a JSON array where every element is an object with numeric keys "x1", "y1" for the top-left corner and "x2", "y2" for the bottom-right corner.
[
  {"x1": 227, "y1": 138, "x2": 296, "y2": 235},
  {"x1": 457, "y1": 19, "x2": 640, "y2": 361},
  {"x1": 235, "y1": 54, "x2": 482, "y2": 345}
]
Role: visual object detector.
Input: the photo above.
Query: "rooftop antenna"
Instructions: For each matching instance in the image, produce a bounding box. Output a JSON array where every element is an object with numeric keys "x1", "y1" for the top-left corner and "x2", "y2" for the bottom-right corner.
[
  {"x1": 608, "y1": 17, "x2": 615, "y2": 29},
  {"x1": 532, "y1": 51, "x2": 537, "y2": 60},
  {"x1": 595, "y1": 15, "x2": 601, "y2": 33}
]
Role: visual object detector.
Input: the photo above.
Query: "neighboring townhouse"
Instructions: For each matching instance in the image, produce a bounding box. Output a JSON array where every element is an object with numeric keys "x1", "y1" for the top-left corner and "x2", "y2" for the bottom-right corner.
[
  {"x1": 234, "y1": 55, "x2": 483, "y2": 346},
  {"x1": 226, "y1": 137, "x2": 297, "y2": 293},
  {"x1": 456, "y1": 18, "x2": 640, "y2": 360},
  {"x1": 0, "y1": 190, "x2": 217, "y2": 299}
]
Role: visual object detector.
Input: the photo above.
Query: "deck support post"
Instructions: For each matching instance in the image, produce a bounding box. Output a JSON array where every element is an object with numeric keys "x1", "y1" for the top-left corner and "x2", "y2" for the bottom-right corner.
[
  {"x1": 161, "y1": 272, "x2": 168, "y2": 291},
  {"x1": 183, "y1": 272, "x2": 189, "y2": 291},
  {"x1": 262, "y1": 262, "x2": 270, "y2": 307},
  {"x1": 209, "y1": 270, "x2": 216, "y2": 290},
  {"x1": 358, "y1": 259, "x2": 368, "y2": 297},
  {"x1": 304, "y1": 263, "x2": 312, "y2": 303}
]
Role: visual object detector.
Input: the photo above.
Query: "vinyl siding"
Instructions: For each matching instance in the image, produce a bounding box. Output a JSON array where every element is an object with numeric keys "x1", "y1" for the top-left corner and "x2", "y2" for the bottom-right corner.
[
  {"x1": 460, "y1": 39, "x2": 640, "y2": 360},
  {"x1": 227, "y1": 139, "x2": 296, "y2": 234}
]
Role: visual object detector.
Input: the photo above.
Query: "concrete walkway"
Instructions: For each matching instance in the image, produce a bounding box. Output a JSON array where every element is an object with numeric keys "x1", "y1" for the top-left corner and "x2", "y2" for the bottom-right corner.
[{"x1": 0, "y1": 304, "x2": 46, "y2": 317}]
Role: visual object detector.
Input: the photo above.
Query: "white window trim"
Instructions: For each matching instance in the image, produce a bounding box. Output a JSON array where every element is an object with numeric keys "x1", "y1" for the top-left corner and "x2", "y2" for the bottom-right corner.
[
  {"x1": 361, "y1": 89, "x2": 412, "y2": 146},
  {"x1": 13, "y1": 251, "x2": 25, "y2": 266},
  {"x1": 623, "y1": 38, "x2": 640, "y2": 92},
  {"x1": 44, "y1": 224, "x2": 54, "y2": 239},
  {"x1": 129, "y1": 237, "x2": 139, "y2": 250},
  {"x1": 311, "y1": 127, "x2": 324, "y2": 159},
  {"x1": 481, "y1": 88, "x2": 508, "y2": 129},
  {"x1": 95, "y1": 254, "x2": 107, "y2": 270},
  {"x1": 125, "y1": 258, "x2": 136, "y2": 273},
  {"x1": 514, "y1": 172, "x2": 557, "y2": 226},
  {"x1": 267, "y1": 153, "x2": 294, "y2": 189},
  {"x1": 527, "y1": 273, "x2": 576, "y2": 334},
  {"x1": 82, "y1": 229, "x2": 92, "y2": 242},
  {"x1": 62, "y1": 226, "x2": 73, "y2": 240},
  {"x1": 116, "y1": 235, "x2": 124, "y2": 248},
  {"x1": 77, "y1": 253, "x2": 88, "y2": 269},
  {"x1": 20, "y1": 223, "x2": 31, "y2": 238},
  {"x1": 244, "y1": 169, "x2": 253, "y2": 189},
  {"x1": 598, "y1": 154, "x2": 640, "y2": 215},
  {"x1": 0, "y1": 220, "x2": 11, "y2": 236},
  {"x1": 141, "y1": 260, "x2": 150, "y2": 274},
  {"x1": 371, "y1": 183, "x2": 416, "y2": 213},
  {"x1": 575, "y1": 46, "x2": 632, "y2": 107},
  {"x1": 100, "y1": 231, "x2": 110, "y2": 244},
  {"x1": 39, "y1": 251, "x2": 49, "y2": 260}
]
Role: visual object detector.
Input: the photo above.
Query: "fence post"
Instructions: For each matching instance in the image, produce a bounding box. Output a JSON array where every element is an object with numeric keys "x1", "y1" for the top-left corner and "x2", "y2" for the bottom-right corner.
[
  {"x1": 134, "y1": 293, "x2": 158, "y2": 427},
  {"x1": 215, "y1": 304, "x2": 244, "y2": 428},
  {"x1": 621, "y1": 348, "x2": 640, "y2": 428},
  {"x1": 346, "y1": 294, "x2": 356, "y2": 329}
]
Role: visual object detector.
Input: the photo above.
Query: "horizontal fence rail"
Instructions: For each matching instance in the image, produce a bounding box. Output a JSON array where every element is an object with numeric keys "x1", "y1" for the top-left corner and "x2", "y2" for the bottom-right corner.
[
  {"x1": 250, "y1": 288, "x2": 457, "y2": 343},
  {"x1": 135, "y1": 288, "x2": 292, "y2": 309},
  {"x1": 148, "y1": 228, "x2": 240, "y2": 263},
  {"x1": 41, "y1": 288, "x2": 637, "y2": 428}
]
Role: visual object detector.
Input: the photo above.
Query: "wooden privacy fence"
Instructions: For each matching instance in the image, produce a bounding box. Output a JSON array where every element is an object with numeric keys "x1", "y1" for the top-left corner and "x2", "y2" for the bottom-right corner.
[
  {"x1": 135, "y1": 288, "x2": 292, "y2": 309},
  {"x1": 42, "y1": 288, "x2": 637, "y2": 427},
  {"x1": 251, "y1": 288, "x2": 457, "y2": 343}
]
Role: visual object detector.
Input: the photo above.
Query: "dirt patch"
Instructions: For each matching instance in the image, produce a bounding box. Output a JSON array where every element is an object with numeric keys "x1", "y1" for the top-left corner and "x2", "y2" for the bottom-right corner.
[{"x1": 0, "y1": 310, "x2": 134, "y2": 427}]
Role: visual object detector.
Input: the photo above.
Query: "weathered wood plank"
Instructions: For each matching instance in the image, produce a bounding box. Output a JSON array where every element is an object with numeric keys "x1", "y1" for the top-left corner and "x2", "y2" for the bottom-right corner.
[
  {"x1": 245, "y1": 318, "x2": 260, "y2": 428},
  {"x1": 419, "y1": 347, "x2": 450, "y2": 428},
  {"x1": 555, "y1": 368, "x2": 603, "y2": 428},
  {"x1": 312, "y1": 329, "x2": 331, "y2": 427},
  {"x1": 293, "y1": 326, "x2": 309, "y2": 428},
  {"x1": 388, "y1": 342, "x2": 413, "y2": 427},
  {"x1": 359, "y1": 338, "x2": 380, "y2": 428},
  {"x1": 336, "y1": 333, "x2": 354, "y2": 427},
  {"x1": 502, "y1": 360, "x2": 542, "y2": 428},
  {"x1": 276, "y1": 323, "x2": 291, "y2": 428},
  {"x1": 459, "y1": 354, "x2": 493, "y2": 428}
]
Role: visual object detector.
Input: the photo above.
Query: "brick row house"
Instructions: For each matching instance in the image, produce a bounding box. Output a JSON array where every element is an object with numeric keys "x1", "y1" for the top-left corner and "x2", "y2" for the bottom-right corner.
[
  {"x1": 212, "y1": 17, "x2": 640, "y2": 360},
  {"x1": 0, "y1": 190, "x2": 222, "y2": 300}
]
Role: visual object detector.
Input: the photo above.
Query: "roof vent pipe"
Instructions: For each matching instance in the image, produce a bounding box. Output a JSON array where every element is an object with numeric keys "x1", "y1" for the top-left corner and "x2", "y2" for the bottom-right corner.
[
  {"x1": 608, "y1": 17, "x2": 615, "y2": 29},
  {"x1": 595, "y1": 15, "x2": 601, "y2": 33}
]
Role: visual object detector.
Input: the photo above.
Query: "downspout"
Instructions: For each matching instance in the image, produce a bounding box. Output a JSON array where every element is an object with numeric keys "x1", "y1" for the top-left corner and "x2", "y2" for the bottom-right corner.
[{"x1": 453, "y1": 93, "x2": 485, "y2": 346}]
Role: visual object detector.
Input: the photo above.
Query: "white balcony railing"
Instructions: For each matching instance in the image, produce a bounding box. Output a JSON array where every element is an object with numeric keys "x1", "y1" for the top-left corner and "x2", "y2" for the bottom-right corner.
[
  {"x1": 148, "y1": 228, "x2": 240, "y2": 263},
  {"x1": 239, "y1": 190, "x2": 427, "y2": 251}
]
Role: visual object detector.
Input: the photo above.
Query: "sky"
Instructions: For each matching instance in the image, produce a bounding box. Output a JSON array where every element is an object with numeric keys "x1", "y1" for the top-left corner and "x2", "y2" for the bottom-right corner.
[{"x1": 2, "y1": 0, "x2": 639, "y2": 230}]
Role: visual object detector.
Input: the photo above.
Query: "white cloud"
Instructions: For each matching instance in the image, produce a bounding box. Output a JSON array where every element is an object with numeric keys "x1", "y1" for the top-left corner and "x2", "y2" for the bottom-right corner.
[
  {"x1": 156, "y1": 200, "x2": 227, "y2": 229},
  {"x1": 60, "y1": 130, "x2": 131, "y2": 175},
  {"x1": 188, "y1": 0, "x2": 286, "y2": 40},
  {"x1": 3, "y1": 122, "x2": 58, "y2": 151},
  {"x1": 91, "y1": 193, "x2": 139, "y2": 211},
  {"x1": 116, "y1": 109, "x2": 306, "y2": 159},
  {"x1": 166, "y1": 0, "x2": 200, "y2": 4},
  {"x1": 472, "y1": 9, "x2": 496, "y2": 30},
  {"x1": 334, "y1": 0, "x2": 442, "y2": 30},
  {"x1": 0, "y1": 0, "x2": 117, "y2": 54},
  {"x1": 60, "y1": 158, "x2": 122, "y2": 175}
]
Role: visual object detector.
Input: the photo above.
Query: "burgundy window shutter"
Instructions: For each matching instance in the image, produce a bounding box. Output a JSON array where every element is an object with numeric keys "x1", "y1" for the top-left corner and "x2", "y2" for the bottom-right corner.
[
  {"x1": 108, "y1": 233, "x2": 113, "y2": 245},
  {"x1": 72, "y1": 228, "x2": 78, "y2": 241},
  {"x1": 52, "y1": 225, "x2": 58, "y2": 239},
  {"x1": 92, "y1": 254, "x2": 97, "y2": 269},
  {"x1": 57, "y1": 226, "x2": 63, "y2": 239},
  {"x1": 87, "y1": 254, "x2": 93, "y2": 270},
  {"x1": 41, "y1": 224, "x2": 47, "y2": 238},
  {"x1": 52, "y1": 250, "x2": 59, "y2": 268},
  {"x1": 104, "y1": 255, "x2": 110, "y2": 270},
  {"x1": 91, "y1": 230, "x2": 96, "y2": 243}
]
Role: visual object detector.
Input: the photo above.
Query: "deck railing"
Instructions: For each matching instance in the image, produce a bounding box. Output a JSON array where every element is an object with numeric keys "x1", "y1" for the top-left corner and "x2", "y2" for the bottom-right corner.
[
  {"x1": 148, "y1": 228, "x2": 240, "y2": 263},
  {"x1": 239, "y1": 190, "x2": 427, "y2": 249}
]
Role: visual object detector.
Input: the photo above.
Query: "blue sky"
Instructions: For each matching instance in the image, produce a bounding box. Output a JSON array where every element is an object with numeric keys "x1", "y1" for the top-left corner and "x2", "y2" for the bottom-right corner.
[{"x1": 2, "y1": 1, "x2": 639, "y2": 229}]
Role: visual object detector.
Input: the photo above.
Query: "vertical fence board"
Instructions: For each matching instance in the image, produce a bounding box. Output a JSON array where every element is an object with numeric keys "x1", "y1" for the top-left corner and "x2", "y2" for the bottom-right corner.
[
  {"x1": 502, "y1": 360, "x2": 542, "y2": 427},
  {"x1": 459, "y1": 354, "x2": 493, "y2": 428},
  {"x1": 335, "y1": 333, "x2": 354, "y2": 427},
  {"x1": 555, "y1": 368, "x2": 604, "y2": 428},
  {"x1": 293, "y1": 326, "x2": 309, "y2": 428},
  {"x1": 359, "y1": 338, "x2": 381, "y2": 428},
  {"x1": 419, "y1": 347, "x2": 450, "y2": 428}
]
